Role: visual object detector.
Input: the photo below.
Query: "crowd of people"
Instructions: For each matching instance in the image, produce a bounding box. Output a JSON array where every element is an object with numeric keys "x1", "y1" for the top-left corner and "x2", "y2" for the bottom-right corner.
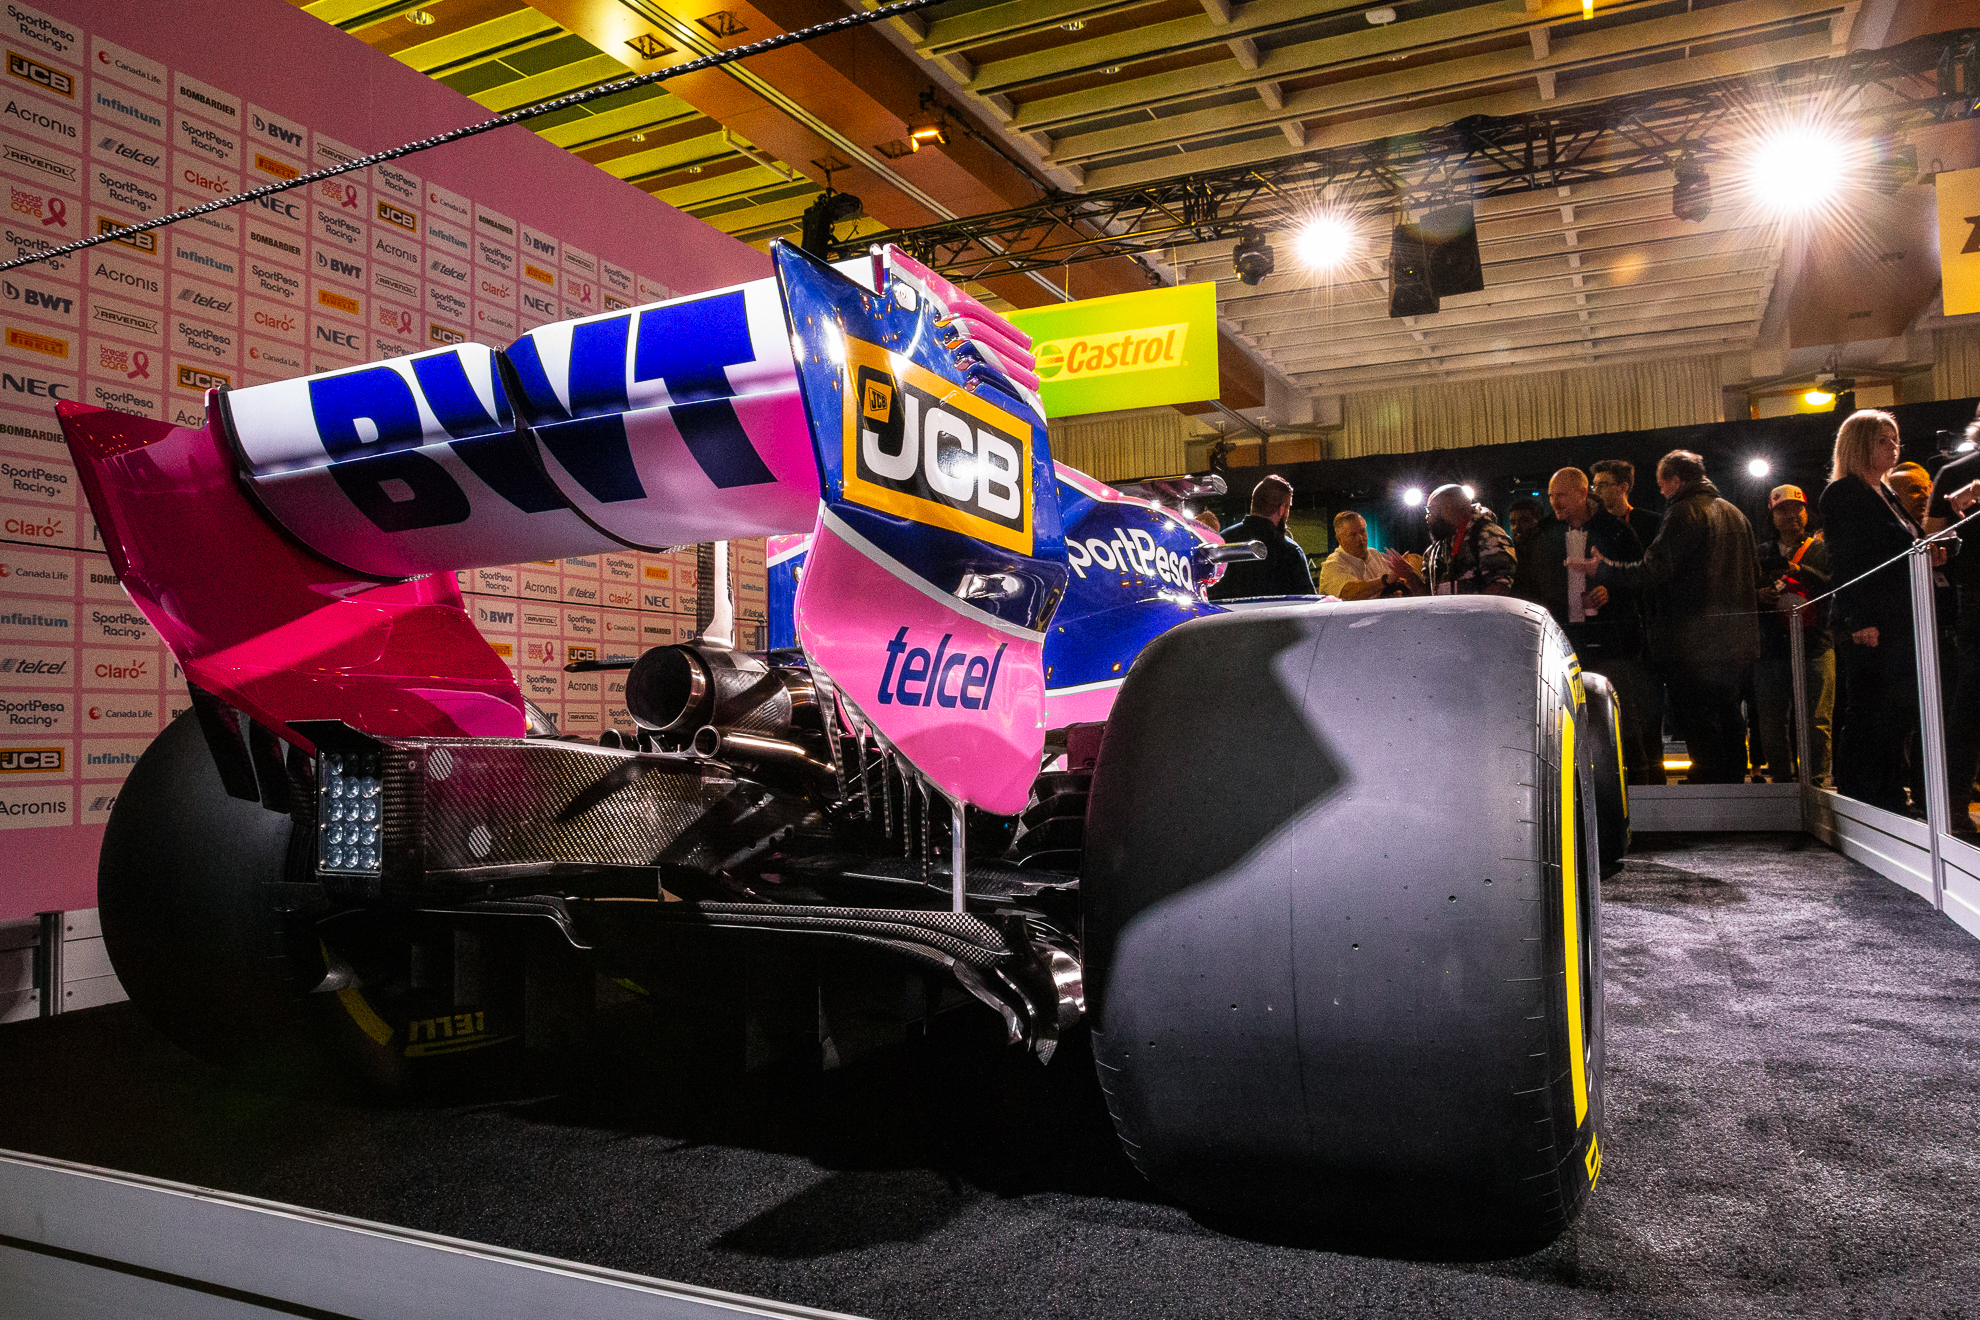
[{"x1": 1209, "y1": 407, "x2": 1980, "y2": 825}]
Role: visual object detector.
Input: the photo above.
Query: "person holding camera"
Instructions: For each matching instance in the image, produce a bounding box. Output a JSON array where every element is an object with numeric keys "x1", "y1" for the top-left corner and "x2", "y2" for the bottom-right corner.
[{"x1": 1752, "y1": 485, "x2": 1833, "y2": 785}]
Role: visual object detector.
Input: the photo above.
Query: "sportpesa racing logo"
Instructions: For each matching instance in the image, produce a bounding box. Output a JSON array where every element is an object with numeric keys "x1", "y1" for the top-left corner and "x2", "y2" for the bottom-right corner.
[{"x1": 841, "y1": 337, "x2": 1032, "y2": 555}]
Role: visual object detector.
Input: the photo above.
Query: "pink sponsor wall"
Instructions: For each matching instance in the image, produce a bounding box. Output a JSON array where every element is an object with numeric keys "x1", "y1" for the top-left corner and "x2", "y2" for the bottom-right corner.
[{"x1": 0, "y1": 0, "x2": 773, "y2": 920}]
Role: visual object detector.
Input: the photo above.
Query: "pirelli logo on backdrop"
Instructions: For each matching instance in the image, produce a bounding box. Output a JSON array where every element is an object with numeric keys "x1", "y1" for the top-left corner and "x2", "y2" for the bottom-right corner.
[{"x1": 840, "y1": 336, "x2": 1032, "y2": 555}]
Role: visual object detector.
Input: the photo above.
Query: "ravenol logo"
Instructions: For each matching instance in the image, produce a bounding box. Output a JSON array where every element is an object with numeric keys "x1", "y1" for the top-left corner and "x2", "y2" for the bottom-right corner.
[
  {"x1": 841, "y1": 336, "x2": 1032, "y2": 556},
  {"x1": 1033, "y1": 323, "x2": 1189, "y2": 384}
]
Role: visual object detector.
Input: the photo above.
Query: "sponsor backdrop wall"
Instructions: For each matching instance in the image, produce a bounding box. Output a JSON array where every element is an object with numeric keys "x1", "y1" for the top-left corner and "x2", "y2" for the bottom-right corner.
[{"x1": 0, "y1": 0, "x2": 774, "y2": 920}]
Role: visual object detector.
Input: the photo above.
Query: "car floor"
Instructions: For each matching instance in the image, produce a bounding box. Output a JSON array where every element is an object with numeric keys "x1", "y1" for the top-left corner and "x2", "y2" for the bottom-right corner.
[{"x1": 1, "y1": 833, "x2": 1977, "y2": 1320}]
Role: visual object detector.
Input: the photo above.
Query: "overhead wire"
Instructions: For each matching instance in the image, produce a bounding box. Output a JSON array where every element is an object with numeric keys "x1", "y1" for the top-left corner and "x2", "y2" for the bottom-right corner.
[{"x1": 0, "y1": 0, "x2": 950, "y2": 274}]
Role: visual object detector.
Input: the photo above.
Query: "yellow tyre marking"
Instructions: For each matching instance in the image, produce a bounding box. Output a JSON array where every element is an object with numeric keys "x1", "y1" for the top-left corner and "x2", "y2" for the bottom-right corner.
[
  {"x1": 1560, "y1": 708, "x2": 1588, "y2": 1127},
  {"x1": 336, "y1": 985, "x2": 396, "y2": 1047},
  {"x1": 1610, "y1": 697, "x2": 1628, "y2": 823}
]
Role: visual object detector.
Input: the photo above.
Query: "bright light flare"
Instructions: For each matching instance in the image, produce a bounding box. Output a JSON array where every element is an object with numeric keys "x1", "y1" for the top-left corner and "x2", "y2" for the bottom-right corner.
[
  {"x1": 1747, "y1": 125, "x2": 1849, "y2": 216},
  {"x1": 1401, "y1": 487, "x2": 1424, "y2": 507},
  {"x1": 1461, "y1": 484, "x2": 1475, "y2": 500},
  {"x1": 1747, "y1": 457, "x2": 1771, "y2": 479},
  {"x1": 1294, "y1": 214, "x2": 1357, "y2": 272},
  {"x1": 1804, "y1": 389, "x2": 1835, "y2": 407}
]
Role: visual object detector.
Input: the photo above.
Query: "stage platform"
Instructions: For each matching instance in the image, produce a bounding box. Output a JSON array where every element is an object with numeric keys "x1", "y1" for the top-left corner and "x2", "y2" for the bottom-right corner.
[{"x1": 3, "y1": 835, "x2": 1978, "y2": 1319}]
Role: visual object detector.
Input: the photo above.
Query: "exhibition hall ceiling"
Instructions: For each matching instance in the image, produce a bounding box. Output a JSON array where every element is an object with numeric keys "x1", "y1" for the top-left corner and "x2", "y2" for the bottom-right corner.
[{"x1": 288, "y1": 0, "x2": 1960, "y2": 399}]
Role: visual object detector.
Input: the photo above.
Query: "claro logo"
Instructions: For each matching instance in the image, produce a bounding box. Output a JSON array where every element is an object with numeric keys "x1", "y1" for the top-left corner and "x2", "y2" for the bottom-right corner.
[
  {"x1": 841, "y1": 336, "x2": 1032, "y2": 555},
  {"x1": 1033, "y1": 323, "x2": 1189, "y2": 384}
]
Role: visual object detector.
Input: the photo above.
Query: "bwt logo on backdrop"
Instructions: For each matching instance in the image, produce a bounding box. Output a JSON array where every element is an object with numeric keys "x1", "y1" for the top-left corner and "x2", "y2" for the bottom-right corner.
[
  {"x1": 842, "y1": 338, "x2": 1032, "y2": 556},
  {"x1": 3, "y1": 278, "x2": 71, "y2": 314}
]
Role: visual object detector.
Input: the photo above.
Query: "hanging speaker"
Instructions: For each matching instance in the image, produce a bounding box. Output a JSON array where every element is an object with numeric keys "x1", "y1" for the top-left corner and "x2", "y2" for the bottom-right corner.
[
  {"x1": 1388, "y1": 224, "x2": 1438, "y2": 318},
  {"x1": 1420, "y1": 202, "x2": 1484, "y2": 296}
]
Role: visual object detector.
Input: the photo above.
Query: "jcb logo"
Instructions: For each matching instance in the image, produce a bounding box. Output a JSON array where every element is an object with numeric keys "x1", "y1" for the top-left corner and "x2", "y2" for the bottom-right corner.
[
  {"x1": 842, "y1": 336, "x2": 1032, "y2": 555},
  {"x1": 177, "y1": 363, "x2": 230, "y2": 391},
  {"x1": 0, "y1": 746, "x2": 62, "y2": 772},
  {"x1": 377, "y1": 200, "x2": 418, "y2": 234},
  {"x1": 7, "y1": 51, "x2": 73, "y2": 98}
]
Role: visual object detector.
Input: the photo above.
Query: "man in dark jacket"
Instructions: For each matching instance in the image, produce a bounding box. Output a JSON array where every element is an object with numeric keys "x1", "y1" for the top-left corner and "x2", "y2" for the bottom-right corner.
[
  {"x1": 1575, "y1": 450, "x2": 1761, "y2": 784},
  {"x1": 1209, "y1": 474, "x2": 1316, "y2": 599},
  {"x1": 1386, "y1": 485, "x2": 1516, "y2": 596},
  {"x1": 1517, "y1": 468, "x2": 1651, "y2": 774}
]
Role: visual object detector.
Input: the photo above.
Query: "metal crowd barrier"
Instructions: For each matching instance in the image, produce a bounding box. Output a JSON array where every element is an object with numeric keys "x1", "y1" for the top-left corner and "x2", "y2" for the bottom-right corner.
[
  {"x1": 1791, "y1": 542, "x2": 1980, "y2": 940},
  {"x1": 0, "y1": 1150, "x2": 861, "y2": 1320}
]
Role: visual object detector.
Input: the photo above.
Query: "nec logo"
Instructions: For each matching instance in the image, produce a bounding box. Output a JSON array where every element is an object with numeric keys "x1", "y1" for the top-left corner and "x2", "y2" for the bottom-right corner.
[
  {"x1": 176, "y1": 364, "x2": 230, "y2": 390},
  {"x1": 376, "y1": 200, "x2": 417, "y2": 234},
  {"x1": 2, "y1": 279, "x2": 71, "y2": 314},
  {"x1": 1, "y1": 372, "x2": 67, "y2": 398},
  {"x1": 876, "y1": 628, "x2": 1007, "y2": 710},
  {"x1": 250, "y1": 194, "x2": 301, "y2": 221},
  {"x1": 843, "y1": 338, "x2": 1031, "y2": 555},
  {"x1": 0, "y1": 746, "x2": 62, "y2": 773},
  {"x1": 314, "y1": 324, "x2": 359, "y2": 350},
  {"x1": 7, "y1": 51, "x2": 72, "y2": 98}
]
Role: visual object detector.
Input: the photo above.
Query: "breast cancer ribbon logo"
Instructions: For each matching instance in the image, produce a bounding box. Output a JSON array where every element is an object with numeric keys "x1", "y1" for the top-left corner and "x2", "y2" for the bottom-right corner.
[
  {"x1": 341, "y1": 184, "x2": 359, "y2": 209},
  {"x1": 126, "y1": 351, "x2": 149, "y2": 380},
  {"x1": 395, "y1": 309, "x2": 412, "y2": 334},
  {"x1": 42, "y1": 198, "x2": 65, "y2": 228}
]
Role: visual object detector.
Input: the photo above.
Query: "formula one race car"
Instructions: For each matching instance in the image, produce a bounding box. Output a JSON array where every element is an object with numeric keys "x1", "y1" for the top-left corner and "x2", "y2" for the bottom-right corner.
[{"x1": 57, "y1": 242, "x2": 1620, "y2": 1252}]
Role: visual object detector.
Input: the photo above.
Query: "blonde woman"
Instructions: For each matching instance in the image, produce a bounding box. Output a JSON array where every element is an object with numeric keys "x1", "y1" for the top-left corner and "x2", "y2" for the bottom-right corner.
[{"x1": 1818, "y1": 410, "x2": 1928, "y2": 811}]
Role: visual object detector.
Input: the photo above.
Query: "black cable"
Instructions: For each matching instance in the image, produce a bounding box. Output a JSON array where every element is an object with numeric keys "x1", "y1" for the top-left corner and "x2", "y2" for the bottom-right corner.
[{"x1": 0, "y1": 0, "x2": 947, "y2": 274}]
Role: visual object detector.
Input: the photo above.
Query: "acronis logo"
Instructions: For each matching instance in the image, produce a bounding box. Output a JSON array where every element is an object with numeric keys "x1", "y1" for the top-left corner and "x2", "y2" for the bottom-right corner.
[{"x1": 876, "y1": 627, "x2": 1006, "y2": 709}]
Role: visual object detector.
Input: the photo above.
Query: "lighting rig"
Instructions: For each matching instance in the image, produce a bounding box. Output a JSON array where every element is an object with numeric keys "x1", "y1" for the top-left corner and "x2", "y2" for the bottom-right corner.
[{"x1": 830, "y1": 32, "x2": 1976, "y2": 285}]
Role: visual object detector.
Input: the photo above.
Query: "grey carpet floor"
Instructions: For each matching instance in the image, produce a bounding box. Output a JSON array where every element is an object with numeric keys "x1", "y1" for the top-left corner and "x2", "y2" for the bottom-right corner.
[{"x1": 2, "y1": 833, "x2": 1977, "y2": 1318}]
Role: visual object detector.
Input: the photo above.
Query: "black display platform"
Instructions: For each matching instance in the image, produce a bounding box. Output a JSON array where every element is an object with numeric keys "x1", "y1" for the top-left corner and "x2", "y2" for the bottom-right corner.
[{"x1": 3, "y1": 835, "x2": 1977, "y2": 1319}]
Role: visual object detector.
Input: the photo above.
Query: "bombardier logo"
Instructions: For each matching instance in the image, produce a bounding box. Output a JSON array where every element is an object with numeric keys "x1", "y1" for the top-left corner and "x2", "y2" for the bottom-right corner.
[{"x1": 842, "y1": 337, "x2": 1032, "y2": 555}]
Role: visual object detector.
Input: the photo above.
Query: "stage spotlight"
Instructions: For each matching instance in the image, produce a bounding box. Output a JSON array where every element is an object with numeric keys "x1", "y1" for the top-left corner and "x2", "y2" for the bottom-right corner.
[
  {"x1": 1804, "y1": 388, "x2": 1835, "y2": 407},
  {"x1": 1749, "y1": 125, "x2": 1847, "y2": 215},
  {"x1": 1461, "y1": 484, "x2": 1475, "y2": 500},
  {"x1": 799, "y1": 190, "x2": 863, "y2": 257},
  {"x1": 1672, "y1": 160, "x2": 1712, "y2": 222},
  {"x1": 1233, "y1": 233, "x2": 1276, "y2": 286},
  {"x1": 1401, "y1": 487, "x2": 1424, "y2": 507},
  {"x1": 1746, "y1": 457, "x2": 1770, "y2": 479},
  {"x1": 1294, "y1": 215, "x2": 1355, "y2": 272}
]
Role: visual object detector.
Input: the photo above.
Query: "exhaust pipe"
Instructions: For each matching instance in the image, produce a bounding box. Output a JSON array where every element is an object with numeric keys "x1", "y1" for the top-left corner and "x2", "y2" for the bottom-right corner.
[
  {"x1": 690, "y1": 726, "x2": 834, "y2": 777},
  {"x1": 625, "y1": 644, "x2": 805, "y2": 735}
]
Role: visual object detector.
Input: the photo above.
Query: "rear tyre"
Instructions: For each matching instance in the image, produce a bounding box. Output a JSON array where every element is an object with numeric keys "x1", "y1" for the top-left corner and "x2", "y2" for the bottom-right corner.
[
  {"x1": 101, "y1": 711, "x2": 525, "y2": 1091},
  {"x1": 1082, "y1": 598, "x2": 1605, "y2": 1253},
  {"x1": 99, "y1": 709, "x2": 315, "y2": 1062},
  {"x1": 1580, "y1": 670, "x2": 1630, "y2": 878}
]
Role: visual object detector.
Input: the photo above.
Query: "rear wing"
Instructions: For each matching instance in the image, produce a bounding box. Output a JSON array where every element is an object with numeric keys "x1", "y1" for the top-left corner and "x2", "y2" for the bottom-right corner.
[{"x1": 54, "y1": 244, "x2": 1064, "y2": 810}]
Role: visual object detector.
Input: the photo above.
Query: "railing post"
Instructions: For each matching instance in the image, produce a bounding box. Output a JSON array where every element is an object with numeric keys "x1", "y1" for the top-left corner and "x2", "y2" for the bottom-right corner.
[
  {"x1": 1909, "y1": 547, "x2": 1949, "y2": 913},
  {"x1": 1790, "y1": 609, "x2": 1812, "y2": 828}
]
